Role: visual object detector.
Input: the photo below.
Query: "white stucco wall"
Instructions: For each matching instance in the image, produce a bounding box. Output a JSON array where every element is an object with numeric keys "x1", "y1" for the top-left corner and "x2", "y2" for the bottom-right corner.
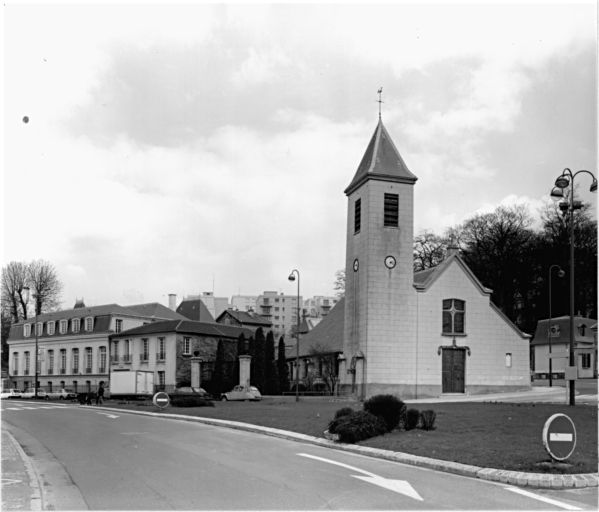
[{"x1": 416, "y1": 259, "x2": 531, "y2": 391}]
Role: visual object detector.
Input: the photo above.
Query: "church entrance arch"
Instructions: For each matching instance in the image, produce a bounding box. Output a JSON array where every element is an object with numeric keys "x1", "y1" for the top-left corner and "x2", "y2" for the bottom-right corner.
[{"x1": 440, "y1": 346, "x2": 469, "y2": 393}]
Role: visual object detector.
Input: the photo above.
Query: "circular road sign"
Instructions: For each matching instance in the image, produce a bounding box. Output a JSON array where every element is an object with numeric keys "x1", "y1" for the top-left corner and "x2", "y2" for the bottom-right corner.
[
  {"x1": 542, "y1": 413, "x2": 576, "y2": 461},
  {"x1": 152, "y1": 392, "x2": 170, "y2": 409}
]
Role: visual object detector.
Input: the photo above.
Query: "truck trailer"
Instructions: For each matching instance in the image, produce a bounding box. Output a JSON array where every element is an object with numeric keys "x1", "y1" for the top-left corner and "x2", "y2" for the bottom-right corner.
[{"x1": 109, "y1": 370, "x2": 155, "y2": 399}]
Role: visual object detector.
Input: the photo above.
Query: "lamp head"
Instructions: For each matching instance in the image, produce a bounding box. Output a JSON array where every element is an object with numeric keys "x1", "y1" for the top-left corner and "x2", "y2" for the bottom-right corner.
[
  {"x1": 555, "y1": 176, "x2": 570, "y2": 189},
  {"x1": 557, "y1": 269, "x2": 566, "y2": 278},
  {"x1": 550, "y1": 187, "x2": 564, "y2": 201},
  {"x1": 590, "y1": 179, "x2": 598, "y2": 193},
  {"x1": 288, "y1": 273, "x2": 296, "y2": 282}
]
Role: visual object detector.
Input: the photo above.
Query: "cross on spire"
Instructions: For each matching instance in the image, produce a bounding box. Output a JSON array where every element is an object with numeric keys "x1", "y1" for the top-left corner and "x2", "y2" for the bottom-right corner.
[{"x1": 377, "y1": 87, "x2": 383, "y2": 119}]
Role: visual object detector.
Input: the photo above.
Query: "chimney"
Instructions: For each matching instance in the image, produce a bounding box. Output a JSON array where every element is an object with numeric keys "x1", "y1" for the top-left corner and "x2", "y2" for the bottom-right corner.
[{"x1": 168, "y1": 294, "x2": 177, "y2": 311}]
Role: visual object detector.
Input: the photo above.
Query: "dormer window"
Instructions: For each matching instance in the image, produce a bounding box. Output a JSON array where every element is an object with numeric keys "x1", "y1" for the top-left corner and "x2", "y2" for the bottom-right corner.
[
  {"x1": 59, "y1": 319, "x2": 67, "y2": 334},
  {"x1": 47, "y1": 321, "x2": 55, "y2": 335},
  {"x1": 115, "y1": 319, "x2": 123, "y2": 333},
  {"x1": 85, "y1": 317, "x2": 94, "y2": 332},
  {"x1": 24, "y1": 324, "x2": 31, "y2": 337},
  {"x1": 72, "y1": 318, "x2": 80, "y2": 333},
  {"x1": 578, "y1": 324, "x2": 587, "y2": 337}
]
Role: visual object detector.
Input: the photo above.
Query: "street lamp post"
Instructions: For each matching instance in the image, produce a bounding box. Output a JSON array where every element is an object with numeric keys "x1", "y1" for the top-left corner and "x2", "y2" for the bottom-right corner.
[
  {"x1": 288, "y1": 269, "x2": 300, "y2": 402},
  {"x1": 22, "y1": 286, "x2": 38, "y2": 398},
  {"x1": 547, "y1": 264, "x2": 565, "y2": 387},
  {"x1": 551, "y1": 168, "x2": 597, "y2": 406}
]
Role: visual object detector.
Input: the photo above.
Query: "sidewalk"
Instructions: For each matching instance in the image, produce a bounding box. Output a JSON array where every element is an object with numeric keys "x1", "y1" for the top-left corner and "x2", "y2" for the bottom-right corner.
[{"x1": 1, "y1": 428, "x2": 42, "y2": 511}]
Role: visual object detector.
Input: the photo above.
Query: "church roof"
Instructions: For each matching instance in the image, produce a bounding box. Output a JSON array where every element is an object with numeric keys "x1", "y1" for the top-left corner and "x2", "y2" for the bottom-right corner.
[{"x1": 345, "y1": 119, "x2": 417, "y2": 196}]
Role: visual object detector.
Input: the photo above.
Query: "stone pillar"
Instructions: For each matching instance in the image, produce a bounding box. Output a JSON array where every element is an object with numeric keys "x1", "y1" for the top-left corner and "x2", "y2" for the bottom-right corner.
[
  {"x1": 239, "y1": 355, "x2": 251, "y2": 387},
  {"x1": 191, "y1": 357, "x2": 202, "y2": 388}
]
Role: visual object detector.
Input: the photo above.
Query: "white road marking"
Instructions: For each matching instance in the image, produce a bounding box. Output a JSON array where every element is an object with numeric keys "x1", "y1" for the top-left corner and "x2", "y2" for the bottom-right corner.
[
  {"x1": 96, "y1": 412, "x2": 119, "y2": 419},
  {"x1": 1, "y1": 478, "x2": 23, "y2": 485},
  {"x1": 505, "y1": 487, "x2": 582, "y2": 510},
  {"x1": 298, "y1": 452, "x2": 423, "y2": 501}
]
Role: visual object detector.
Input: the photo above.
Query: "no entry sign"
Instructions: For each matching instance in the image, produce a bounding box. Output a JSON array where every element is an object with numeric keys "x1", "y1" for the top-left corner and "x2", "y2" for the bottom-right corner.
[
  {"x1": 542, "y1": 413, "x2": 576, "y2": 461},
  {"x1": 152, "y1": 392, "x2": 170, "y2": 409}
]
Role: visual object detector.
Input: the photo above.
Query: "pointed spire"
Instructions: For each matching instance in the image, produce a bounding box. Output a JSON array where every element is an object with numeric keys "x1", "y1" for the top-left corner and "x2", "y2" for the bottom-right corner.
[{"x1": 344, "y1": 118, "x2": 417, "y2": 196}]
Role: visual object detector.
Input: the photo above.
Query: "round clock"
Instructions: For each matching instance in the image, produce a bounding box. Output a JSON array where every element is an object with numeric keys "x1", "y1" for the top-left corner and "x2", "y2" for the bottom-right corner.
[
  {"x1": 353, "y1": 258, "x2": 359, "y2": 272},
  {"x1": 384, "y1": 255, "x2": 396, "y2": 269}
]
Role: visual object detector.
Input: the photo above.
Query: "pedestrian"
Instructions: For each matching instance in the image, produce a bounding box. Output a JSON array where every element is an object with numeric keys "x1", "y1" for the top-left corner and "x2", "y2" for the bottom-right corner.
[{"x1": 96, "y1": 383, "x2": 104, "y2": 405}]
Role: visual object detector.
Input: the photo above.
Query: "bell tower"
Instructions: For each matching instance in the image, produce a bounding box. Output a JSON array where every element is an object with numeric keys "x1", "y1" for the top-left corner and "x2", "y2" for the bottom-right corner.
[{"x1": 341, "y1": 114, "x2": 418, "y2": 399}]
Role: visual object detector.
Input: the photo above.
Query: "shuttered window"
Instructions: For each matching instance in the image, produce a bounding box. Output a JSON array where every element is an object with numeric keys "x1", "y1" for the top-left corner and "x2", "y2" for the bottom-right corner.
[{"x1": 384, "y1": 193, "x2": 399, "y2": 227}]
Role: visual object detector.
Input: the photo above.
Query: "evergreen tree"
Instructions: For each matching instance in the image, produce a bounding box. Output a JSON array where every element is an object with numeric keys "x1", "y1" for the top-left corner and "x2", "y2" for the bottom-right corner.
[
  {"x1": 264, "y1": 330, "x2": 279, "y2": 394},
  {"x1": 248, "y1": 335, "x2": 256, "y2": 385},
  {"x1": 211, "y1": 340, "x2": 226, "y2": 394},
  {"x1": 253, "y1": 328, "x2": 267, "y2": 392},
  {"x1": 277, "y1": 336, "x2": 290, "y2": 393}
]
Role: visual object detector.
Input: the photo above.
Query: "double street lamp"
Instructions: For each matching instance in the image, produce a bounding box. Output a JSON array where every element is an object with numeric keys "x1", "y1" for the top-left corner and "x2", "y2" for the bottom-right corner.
[
  {"x1": 22, "y1": 286, "x2": 38, "y2": 399},
  {"x1": 547, "y1": 264, "x2": 565, "y2": 387},
  {"x1": 550, "y1": 167, "x2": 597, "y2": 406},
  {"x1": 288, "y1": 269, "x2": 300, "y2": 402}
]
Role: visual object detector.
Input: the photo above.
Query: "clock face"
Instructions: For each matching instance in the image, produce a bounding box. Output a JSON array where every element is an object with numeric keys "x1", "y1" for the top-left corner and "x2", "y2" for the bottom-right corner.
[
  {"x1": 384, "y1": 255, "x2": 396, "y2": 269},
  {"x1": 353, "y1": 258, "x2": 359, "y2": 272}
]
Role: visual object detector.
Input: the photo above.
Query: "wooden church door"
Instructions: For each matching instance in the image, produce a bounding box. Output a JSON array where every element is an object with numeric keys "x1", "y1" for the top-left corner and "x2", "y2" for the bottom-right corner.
[{"x1": 442, "y1": 348, "x2": 465, "y2": 393}]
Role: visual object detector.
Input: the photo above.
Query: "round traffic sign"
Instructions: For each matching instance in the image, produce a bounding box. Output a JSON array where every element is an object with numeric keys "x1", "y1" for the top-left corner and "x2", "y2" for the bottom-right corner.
[
  {"x1": 542, "y1": 413, "x2": 576, "y2": 461},
  {"x1": 152, "y1": 391, "x2": 170, "y2": 409}
]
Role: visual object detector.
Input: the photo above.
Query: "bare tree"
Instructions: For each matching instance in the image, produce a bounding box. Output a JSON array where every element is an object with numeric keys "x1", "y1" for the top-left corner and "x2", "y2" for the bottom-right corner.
[
  {"x1": 27, "y1": 260, "x2": 63, "y2": 315},
  {"x1": 1, "y1": 261, "x2": 30, "y2": 321},
  {"x1": 413, "y1": 231, "x2": 448, "y2": 271},
  {"x1": 308, "y1": 343, "x2": 340, "y2": 395}
]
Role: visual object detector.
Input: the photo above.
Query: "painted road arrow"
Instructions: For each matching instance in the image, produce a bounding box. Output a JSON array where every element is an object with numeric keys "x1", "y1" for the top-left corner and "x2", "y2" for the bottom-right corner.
[
  {"x1": 298, "y1": 453, "x2": 423, "y2": 501},
  {"x1": 96, "y1": 412, "x2": 119, "y2": 419}
]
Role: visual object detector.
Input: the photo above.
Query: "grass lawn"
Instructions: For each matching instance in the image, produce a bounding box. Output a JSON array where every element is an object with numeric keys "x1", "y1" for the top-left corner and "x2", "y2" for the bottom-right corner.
[{"x1": 105, "y1": 397, "x2": 597, "y2": 474}]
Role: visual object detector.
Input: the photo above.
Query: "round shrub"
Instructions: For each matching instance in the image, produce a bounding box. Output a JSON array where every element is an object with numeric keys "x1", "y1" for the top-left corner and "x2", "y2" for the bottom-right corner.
[
  {"x1": 419, "y1": 409, "x2": 437, "y2": 431},
  {"x1": 405, "y1": 408, "x2": 420, "y2": 430},
  {"x1": 328, "y1": 410, "x2": 387, "y2": 443},
  {"x1": 333, "y1": 407, "x2": 355, "y2": 420},
  {"x1": 363, "y1": 394, "x2": 405, "y2": 432}
]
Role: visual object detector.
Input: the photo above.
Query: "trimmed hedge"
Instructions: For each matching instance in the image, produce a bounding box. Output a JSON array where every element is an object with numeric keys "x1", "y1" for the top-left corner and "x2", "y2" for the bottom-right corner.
[
  {"x1": 420, "y1": 410, "x2": 437, "y2": 431},
  {"x1": 405, "y1": 408, "x2": 420, "y2": 430},
  {"x1": 333, "y1": 407, "x2": 355, "y2": 420},
  {"x1": 363, "y1": 394, "x2": 405, "y2": 432},
  {"x1": 170, "y1": 396, "x2": 215, "y2": 408},
  {"x1": 328, "y1": 410, "x2": 387, "y2": 444}
]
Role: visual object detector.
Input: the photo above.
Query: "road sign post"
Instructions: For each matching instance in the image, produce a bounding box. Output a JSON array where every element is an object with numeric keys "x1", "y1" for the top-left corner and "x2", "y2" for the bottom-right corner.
[
  {"x1": 542, "y1": 413, "x2": 576, "y2": 461},
  {"x1": 152, "y1": 392, "x2": 170, "y2": 409}
]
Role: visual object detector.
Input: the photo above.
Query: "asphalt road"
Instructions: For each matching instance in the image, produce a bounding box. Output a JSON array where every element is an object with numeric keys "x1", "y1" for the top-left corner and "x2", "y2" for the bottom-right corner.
[{"x1": 1, "y1": 400, "x2": 596, "y2": 510}]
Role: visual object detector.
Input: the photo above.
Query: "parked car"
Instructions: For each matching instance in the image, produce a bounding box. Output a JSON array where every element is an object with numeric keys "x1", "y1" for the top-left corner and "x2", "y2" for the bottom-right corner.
[
  {"x1": 47, "y1": 388, "x2": 78, "y2": 400},
  {"x1": 0, "y1": 388, "x2": 22, "y2": 399},
  {"x1": 172, "y1": 386, "x2": 213, "y2": 399},
  {"x1": 220, "y1": 385, "x2": 262, "y2": 401},
  {"x1": 21, "y1": 388, "x2": 50, "y2": 400}
]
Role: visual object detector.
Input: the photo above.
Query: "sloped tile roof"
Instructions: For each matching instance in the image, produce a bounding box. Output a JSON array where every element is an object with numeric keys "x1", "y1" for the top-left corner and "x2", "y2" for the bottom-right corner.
[
  {"x1": 110, "y1": 319, "x2": 254, "y2": 340},
  {"x1": 216, "y1": 309, "x2": 272, "y2": 327},
  {"x1": 531, "y1": 316, "x2": 597, "y2": 346},
  {"x1": 286, "y1": 298, "x2": 345, "y2": 359},
  {"x1": 345, "y1": 119, "x2": 417, "y2": 195},
  {"x1": 125, "y1": 302, "x2": 187, "y2": 321},
  {"x1": 176, "y1": 299, "x2": 215, "y2": 322}
]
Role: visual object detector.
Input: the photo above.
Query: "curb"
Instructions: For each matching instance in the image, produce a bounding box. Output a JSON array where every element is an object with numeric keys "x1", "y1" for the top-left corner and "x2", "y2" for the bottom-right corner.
[{"x1": 91, "y1": 404, "x2": 599, "y2": 490}]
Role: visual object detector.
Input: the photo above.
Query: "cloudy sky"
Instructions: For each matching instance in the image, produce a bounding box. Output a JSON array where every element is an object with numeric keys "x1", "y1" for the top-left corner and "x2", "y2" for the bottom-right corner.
[{"x1": 3, "y1": 1, "x2": 597, "y2": 309}]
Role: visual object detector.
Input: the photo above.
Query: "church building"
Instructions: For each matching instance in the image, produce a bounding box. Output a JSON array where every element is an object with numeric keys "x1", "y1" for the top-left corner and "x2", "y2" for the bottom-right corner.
[{"x1": 296, "y1": 115, "x2": 532, "y2": 400}]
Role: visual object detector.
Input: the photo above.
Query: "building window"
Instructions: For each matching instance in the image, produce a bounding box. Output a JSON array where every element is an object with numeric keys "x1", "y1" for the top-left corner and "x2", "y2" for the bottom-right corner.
[
  {"x1": 48, "y1": 350, "x2": 54, "y2": 374},
  {"x1": 99, "y1": 347, "x2": 107, "y2": 373},
  {"x1": 354, "y1": 198, "x2": 361, "y2": 234},
  {"x1": 73, "y1": 380, "x2": 78, "y2": 393},
  {"x1": 85, "y1": 348, "x2": 93, "y2": 373},
  {"x1": 157, "y1": 371, "x2": 165, "y2": 390},
  {"x1": 59, "y1": 349, "x2": 66, "y2": 374},
  {"x1": 112, "y1": 341, "x2": 119, "y2": 362},
  {"x1": 24, "y1": 324, "x2": 31, "y2": 337},
  {"x1": 71, "y1": 348, "x2": 79, "y2": 373},
  {"x1": 59, "y1": 319, "x2": 67, "y2": 334},
  {"x1": 141, "y1": 339, "x2": 149, "y2": 362},
  {"x1": 157, "y1": 338, "x2": 165, "y2": 360},
  {"x1": 72, "y1": 319, "x2": 80, "y2": 333},
  {"x1": 578, "y1": 324, "x2": 587, "y2": 337},
  {"x1": 124, "y1": 340, "x2": 130, "y2": 362},
  {"x1": 505, "y1": 353, "x2": 512, "y2": 368},
  {"x1": 12, "y1": 353, "x2": 19, "y2": 375},
  {"x1": 47, "y1": 321, "x2": 55, "y2": 335},
  {"x1": 183, "y1": 337, "x2": 191, "y2": 355},
  {"x1": 85, "y1": 317, "x2": 94, "y2": 332},
  {"x1": 48, "y1": 381, "x2": 53, "y2": 392},
  {"x1": 442, "y1": 299, "x2": 465, "y2": 335},
  {"x1": 24, "y1": 351, "x2": 30, "y2": 375},
  {"x1": 115, "y1": 319, "x2": 123, "y2": 333},
  {"x1": 36, "y1": 322, "x2": 43, "y2": 336},
  {"x1": 581, "y1": 353, "x2": 591, "y2": 369},
  {"x1": 383, "y1": 193, "x2": 399, "y2": 227}
]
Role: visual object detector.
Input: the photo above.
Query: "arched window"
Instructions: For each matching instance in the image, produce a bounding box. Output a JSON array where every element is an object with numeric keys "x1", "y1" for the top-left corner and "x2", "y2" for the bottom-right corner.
[{"x1": 442, "y1": 299, "x2": 465, "y2": 335}]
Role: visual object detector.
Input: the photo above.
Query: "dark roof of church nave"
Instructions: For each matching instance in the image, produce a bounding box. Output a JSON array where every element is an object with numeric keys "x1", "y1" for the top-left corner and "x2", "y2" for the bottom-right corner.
[{"x1": 345, "y1": 118, "x2": 417, "y2": 195}]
